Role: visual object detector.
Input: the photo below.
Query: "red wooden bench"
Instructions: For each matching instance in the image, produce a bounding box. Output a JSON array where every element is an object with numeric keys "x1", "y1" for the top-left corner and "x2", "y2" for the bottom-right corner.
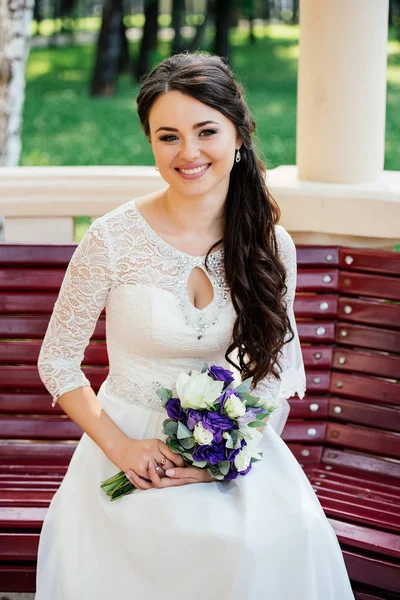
[{"x1": 0, "y1": 241, "x2": 399, "y2": 597}]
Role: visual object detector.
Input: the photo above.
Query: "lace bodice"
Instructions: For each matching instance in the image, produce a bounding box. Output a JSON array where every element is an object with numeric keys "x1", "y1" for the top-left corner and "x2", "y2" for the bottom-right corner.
[{"x1": 37, "y1": 198, "x2": 306, "y2": 436}]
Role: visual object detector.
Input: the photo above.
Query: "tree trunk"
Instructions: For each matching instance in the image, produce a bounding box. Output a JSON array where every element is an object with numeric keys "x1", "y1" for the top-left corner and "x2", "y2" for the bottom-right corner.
[
  {"x1": 0, "y1": 0, "x2": 34, "y2": 166},
  {"x1": 213, "y1": 0, "x2": 231, "y2": 62},
  {"x1": 171, "y1": 0, "x2": 185, "y2": 54},
  {"x1": 134, "y1": 0, "x2": 159, "y2": 81},
  {"x1": 33, "y1": 0, "x2": 42, "y2": 29},
  {"x1": 188, "y1": 0, "x2": 209, "y2": 52},
  {"x1": 0, "y1": 0, "x2": 34, "y2": 241},
  {"x1": 90, "y1": 0, "x2": 129, "y2": 96},
  {"x1": 292, "y1": 0, "x2": 299, "y2": 25}
]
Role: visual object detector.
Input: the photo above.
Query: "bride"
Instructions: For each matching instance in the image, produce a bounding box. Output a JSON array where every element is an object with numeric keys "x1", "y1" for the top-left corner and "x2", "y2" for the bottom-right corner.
[{"x1": 35, "y1": 51, "x2": 355, "y2": 599}]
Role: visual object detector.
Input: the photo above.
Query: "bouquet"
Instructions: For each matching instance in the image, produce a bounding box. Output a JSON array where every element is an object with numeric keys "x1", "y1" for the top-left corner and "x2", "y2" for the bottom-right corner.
[{"x1": 100, "y1": 363, "x2": 276, "y2": 501}]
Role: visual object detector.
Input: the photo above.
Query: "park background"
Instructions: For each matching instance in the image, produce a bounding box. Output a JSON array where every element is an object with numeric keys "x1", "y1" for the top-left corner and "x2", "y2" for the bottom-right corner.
[{"x1": 14, "y1": 0, "x2": 400, "y2": 243}]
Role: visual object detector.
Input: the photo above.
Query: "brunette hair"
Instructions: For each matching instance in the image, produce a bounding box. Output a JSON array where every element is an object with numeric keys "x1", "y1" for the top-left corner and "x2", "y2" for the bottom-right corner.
[{"x1": 136, "y1": 52, "x2": 294, "y2": 389}]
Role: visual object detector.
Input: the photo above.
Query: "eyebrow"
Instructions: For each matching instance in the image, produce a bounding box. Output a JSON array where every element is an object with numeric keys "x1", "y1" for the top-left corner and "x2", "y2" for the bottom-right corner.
[{"x1": 155, "y1": 120, "x2": 220, "y2": 133}]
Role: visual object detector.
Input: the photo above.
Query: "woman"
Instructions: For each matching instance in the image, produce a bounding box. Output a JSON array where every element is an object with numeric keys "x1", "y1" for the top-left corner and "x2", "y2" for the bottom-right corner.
[{"x1": 35, "y1": 52, "x2": 355, "y2": 599}]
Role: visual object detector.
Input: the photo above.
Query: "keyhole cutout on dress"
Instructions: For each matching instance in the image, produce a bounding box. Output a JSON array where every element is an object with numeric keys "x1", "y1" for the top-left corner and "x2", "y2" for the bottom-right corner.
[{"x1": 186, "y1": 267, "x2": 215, "y2": 311}]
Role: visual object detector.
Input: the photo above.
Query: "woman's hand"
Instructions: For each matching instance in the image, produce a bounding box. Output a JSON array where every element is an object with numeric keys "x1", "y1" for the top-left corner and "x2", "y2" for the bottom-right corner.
[
  {"x1": 130, "y1": 461, "x2": 218, "y2": 488},
  {"x1": 107, "y1": 436, "x2": 185, "y2": 490}
]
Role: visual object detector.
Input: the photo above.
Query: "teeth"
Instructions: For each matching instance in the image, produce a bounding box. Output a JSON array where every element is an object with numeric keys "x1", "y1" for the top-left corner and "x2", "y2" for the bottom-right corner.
[{"x1": 179, "y1": 165, "x2": 209, "y2": 175}]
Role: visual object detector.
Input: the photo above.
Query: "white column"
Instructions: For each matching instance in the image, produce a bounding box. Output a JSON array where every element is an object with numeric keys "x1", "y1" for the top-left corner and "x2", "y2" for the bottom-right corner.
[{"x1": 297, "y1": 0, "x2": 389, "y2": 184}]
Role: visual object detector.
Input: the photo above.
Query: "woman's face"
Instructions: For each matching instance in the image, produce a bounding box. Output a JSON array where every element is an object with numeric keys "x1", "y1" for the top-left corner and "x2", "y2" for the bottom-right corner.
[{"x1": 148, "y1": 90, "x2": 242, "y2": 197}]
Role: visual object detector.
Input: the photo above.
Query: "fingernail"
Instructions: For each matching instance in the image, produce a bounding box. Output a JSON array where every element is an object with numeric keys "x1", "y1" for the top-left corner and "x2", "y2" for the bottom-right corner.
[
  {"x1": 125, "y1": 471, "x2": 132, "y2": 481},
  {"x1": 166, "y1": 469, "x2": 174, "y2": 477}
]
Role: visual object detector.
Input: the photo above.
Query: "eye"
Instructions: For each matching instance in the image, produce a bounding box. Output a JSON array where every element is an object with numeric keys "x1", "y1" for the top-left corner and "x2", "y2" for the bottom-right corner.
[
  {"x1": 159, "y1": 134, "x2": 178, "y2": 142},
  {"x1": 199, "y1": 129, "x2": 217, "y2": 137}
]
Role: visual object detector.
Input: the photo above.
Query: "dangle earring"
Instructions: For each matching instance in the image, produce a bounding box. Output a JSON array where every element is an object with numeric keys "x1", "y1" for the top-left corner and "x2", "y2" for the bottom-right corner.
[{"x1": 235, "y1": 149, "x2": 241, "y2": 163}]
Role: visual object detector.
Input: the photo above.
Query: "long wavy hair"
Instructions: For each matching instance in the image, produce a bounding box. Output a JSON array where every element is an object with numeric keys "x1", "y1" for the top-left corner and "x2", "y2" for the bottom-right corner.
[{"x1": 136, "y1": 52, "x2": 294, "y2": 389}]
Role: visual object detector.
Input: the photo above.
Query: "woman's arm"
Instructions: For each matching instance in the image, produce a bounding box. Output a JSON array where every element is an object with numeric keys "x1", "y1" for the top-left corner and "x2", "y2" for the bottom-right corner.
[{"x1": 56, "y1": 385, "x2": 128, "y2": 462}]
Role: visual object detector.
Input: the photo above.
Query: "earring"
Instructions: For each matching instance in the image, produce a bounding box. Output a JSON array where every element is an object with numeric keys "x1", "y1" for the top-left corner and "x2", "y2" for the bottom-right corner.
[
  {"x1": 235, "y1": 149, "x2": 241, "y2": 163},
  {"x1": 154, "y1": 164, "x2": 159, "y2": 171}
]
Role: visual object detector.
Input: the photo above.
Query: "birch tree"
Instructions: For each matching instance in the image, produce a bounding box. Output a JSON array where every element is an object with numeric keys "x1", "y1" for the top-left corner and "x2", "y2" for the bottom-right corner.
[{"x1": 0, "y1": 0, "x2": 34, "y2": 166}]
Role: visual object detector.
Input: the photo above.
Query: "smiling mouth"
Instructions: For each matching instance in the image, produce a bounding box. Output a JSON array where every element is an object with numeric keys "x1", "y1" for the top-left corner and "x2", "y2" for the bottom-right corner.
[{"x1": 175, "y1": 164, "x2": 211, "y2": 175}]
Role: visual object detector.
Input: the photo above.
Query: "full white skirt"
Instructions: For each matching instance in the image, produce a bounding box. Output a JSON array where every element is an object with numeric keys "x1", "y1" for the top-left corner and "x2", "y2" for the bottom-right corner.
[{"x1": 35, "y1": 385, "x2": 355, "y2": 599}]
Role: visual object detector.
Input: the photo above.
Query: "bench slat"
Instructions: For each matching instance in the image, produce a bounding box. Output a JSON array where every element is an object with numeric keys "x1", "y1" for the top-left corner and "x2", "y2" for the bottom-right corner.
[
  {"x1": 0, "y1": 416, "x2": 82, "y2": 440},
  {"x1": 338, "y1": 296, "x2": 400, "y2": 330},
  {"x1": 328, "y1": 398, "x2": 400, "y2": 432}
]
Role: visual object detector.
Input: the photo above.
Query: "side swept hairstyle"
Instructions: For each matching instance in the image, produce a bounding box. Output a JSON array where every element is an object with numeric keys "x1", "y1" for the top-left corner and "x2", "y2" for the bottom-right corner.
[{"x1": 136, "y1": 52, "x2": 294, "y2": 389}]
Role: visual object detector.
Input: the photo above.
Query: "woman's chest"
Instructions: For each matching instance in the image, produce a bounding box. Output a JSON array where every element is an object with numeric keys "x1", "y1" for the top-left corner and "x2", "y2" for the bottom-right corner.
[{"x1": 106, "y1": 251, "x2": 236, "y2": 355}]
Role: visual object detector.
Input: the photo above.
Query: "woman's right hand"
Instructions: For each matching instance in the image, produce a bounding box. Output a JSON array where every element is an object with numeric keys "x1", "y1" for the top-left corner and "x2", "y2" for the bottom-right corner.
[{"x1": 108, "y1": 436, "x2": 185, "y2": 490}]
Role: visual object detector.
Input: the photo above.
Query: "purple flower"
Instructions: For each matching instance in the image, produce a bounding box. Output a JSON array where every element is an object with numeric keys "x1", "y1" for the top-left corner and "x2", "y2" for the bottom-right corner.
[
  {"x1": 239, "y1": 461, "x2": 253, "y2": 476},
  {"x1": 208, "y1": 365, "x2": 235, "y2": 390},
  {"x1": 166, "y1": 397, "x2": 185, "y2": 422},
  {"x1": 192, "y1": 441, "x2": 226, "y2": 465},
  {"x1": 186, "y1": 409, "x2": 203, "y2": 431},
  {"x1": 237, "y1": 410, "x2": 258, "y2": 428},
  {"x1": 224, "y1": 464, "x2": 239, "y2": 480},
  {"x1": 226, "y1": 439, "x2": 247, "y2": 462},
  {"x1": 202, "y1": 411, "x2": 234, "y2": 433}
]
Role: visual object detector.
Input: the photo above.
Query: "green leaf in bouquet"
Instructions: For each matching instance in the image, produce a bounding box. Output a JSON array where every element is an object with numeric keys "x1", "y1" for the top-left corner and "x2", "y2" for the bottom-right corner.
[
  {"x1": 230, "y1": 429, "x2": 240, "y2": 444},
  {"x1": 207, "y1": 466, "x2": 224, "y2": 480},
  {"x1": 156, "y1": 387, "x2": 173, "y2": 407},
  {"x1": 238, "y1": 392, "x2": 263, "y2": 407},
  {"x1": 233, "y1": 376, "x2": 253, "y2": 394},
  {"x1": 192, "y1": 460, "x2": 208, "y2": 468},
  {"x1": 248, "y1": 420, "x2": 269, "y2": 428},
  {"x1": 183, "y1": 452, "x2": 194, "y2": 461},
  {"x1": 234, "y1": 437, "x2": 244, "y2": 449},
  {"x1": 201, "y1": 362, "x2": 209, "y2": 373},
  {"x1": 162, "y1": 419, "x2": 179, "y2": 438},
  {"x1": 177, "y1": 421, "x2": 193, "y2": 439},
  {"x1": 224, "y1": 434, "x2": 234, "y2": 449},
  {"x1": 217, "y1": 461, "x2": 230, "y2": 476},
  {"x1": 254, "y1": 412, "x2": 271, "y2": 421},
  {"x1": 180, "y1": 436, "x2": 196, "y2": 449},
  {"x1": 168, "y1": 439, "x2": 186, "y2": 454}
]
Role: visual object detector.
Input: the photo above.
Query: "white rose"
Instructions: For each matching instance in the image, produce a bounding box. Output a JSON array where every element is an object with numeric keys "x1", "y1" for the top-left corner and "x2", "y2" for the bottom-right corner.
[
  {"x1": 176, "y1": 370, "x2": 224, "y2": 410},
  {"x1": 193, "y1": 422, "x2": 214, "y2": 445},
  {"x1": 234, "y1": 446, "x2": 252, "y2": 472},
  {"x1": 224, "y1": 394, "x2": 247, "y2": 419}
]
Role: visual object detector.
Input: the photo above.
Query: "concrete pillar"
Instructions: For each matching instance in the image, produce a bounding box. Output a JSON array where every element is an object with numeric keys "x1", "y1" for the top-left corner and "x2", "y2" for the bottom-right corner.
[{"x1": 297, "y1": 0, "x2": 389, "y2": 184}]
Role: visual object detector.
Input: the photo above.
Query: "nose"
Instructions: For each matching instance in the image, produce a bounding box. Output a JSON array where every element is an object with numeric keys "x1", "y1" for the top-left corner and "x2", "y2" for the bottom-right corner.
[{"x1": 179, "y1": 137, "x2": 201, "y2": 162}]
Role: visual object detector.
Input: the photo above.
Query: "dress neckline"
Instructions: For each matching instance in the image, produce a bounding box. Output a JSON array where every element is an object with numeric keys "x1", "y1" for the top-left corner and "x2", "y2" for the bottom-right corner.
[{"x1": 131, "y1": 198, "x2": 224, "y2": 261}]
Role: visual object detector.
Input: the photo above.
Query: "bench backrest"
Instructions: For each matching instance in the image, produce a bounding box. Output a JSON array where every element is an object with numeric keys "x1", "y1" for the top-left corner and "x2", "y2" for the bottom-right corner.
[
  {"x1": 288, "y1": 245, "x2": 400, "y2": 482},
  {"x1": 0, "y1": 242, "x2": 399, "y2": 479}
]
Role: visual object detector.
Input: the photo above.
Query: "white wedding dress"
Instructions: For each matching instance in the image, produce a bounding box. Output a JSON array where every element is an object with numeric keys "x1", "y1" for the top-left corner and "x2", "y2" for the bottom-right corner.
[{"x1": 35, "y1": 197, "x2": 355, "y2": 599}]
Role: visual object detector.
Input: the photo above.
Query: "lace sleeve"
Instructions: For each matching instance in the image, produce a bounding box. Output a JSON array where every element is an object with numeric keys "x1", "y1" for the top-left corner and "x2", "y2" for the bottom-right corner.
[
  {"x1": 250, "y1": 225, "x2": 306, "y2": 437},
  {"x1": 37, "y1": 218, "x2": 114, "y2": 406}
]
